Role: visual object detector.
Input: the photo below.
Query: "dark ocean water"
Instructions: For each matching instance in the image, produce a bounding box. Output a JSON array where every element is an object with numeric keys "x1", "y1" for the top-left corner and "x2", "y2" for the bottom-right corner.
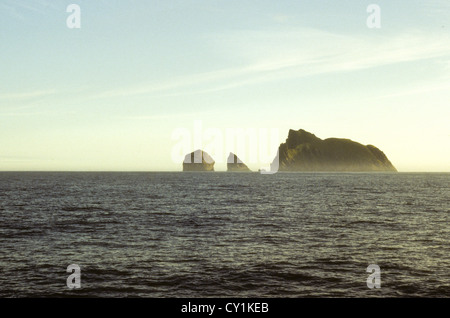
[{"x1": 0, "y1": 172, "x2": 448, "y2": 297}]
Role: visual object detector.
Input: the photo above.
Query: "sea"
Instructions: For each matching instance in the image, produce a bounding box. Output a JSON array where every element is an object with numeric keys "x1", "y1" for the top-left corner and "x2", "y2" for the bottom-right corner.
[{"x1": 0, "y1": 172, "x2": 448, "y2": 297}]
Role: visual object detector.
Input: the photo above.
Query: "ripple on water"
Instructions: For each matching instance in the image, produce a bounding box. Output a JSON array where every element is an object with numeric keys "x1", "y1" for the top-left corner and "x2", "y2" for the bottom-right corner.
[{"x1": 0, "y1": 172, "x2": 448, "y2": 297}]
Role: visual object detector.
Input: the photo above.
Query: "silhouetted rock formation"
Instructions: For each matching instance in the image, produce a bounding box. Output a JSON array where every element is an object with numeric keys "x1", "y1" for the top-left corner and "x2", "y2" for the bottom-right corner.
[
  {"x1": 272, "y1": 129, "x2": 397, "y2": 172},
  {"x1": 227, "y1": 153, "x2": 251, "y2": 172},
  {"x1": 183, "y1": 150, "x2": 215, "y2": 171}
]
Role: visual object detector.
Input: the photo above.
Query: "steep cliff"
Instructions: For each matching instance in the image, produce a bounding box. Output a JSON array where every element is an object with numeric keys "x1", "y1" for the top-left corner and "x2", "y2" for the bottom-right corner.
[{"x1": 273, "y1": 129, "x2": 397, "y2": 172}]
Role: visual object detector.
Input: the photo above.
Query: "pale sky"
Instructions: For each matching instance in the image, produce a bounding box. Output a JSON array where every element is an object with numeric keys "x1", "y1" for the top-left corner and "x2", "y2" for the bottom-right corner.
[{"x1": 1, "y1": 0, "x2": 449, "y2": 171}]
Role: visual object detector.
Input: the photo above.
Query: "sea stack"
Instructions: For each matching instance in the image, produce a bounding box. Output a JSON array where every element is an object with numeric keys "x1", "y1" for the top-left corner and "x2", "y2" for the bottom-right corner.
[
  {"x1": 183, "y1": 150, "x2": 215, "y2": 171},
  {"x1": 272, "y1": 129, "x2": 397, "y2": 172},
  {"x1": 227, "y1": 153, "x2": 251, "y2": 172}
]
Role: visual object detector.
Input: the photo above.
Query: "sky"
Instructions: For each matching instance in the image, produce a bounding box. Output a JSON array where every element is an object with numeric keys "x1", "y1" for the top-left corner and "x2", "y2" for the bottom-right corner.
[{"x1": 0, "y1": 0, "x2": 449, "y2": 171}]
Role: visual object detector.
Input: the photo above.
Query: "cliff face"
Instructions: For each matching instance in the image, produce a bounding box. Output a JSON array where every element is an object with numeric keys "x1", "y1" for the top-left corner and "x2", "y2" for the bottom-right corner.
[
  {"x1": 274, "y1": 129, "x2": 397, "y2": 172},
  {"x1": 227, "y1": 153, "x2": 251, "y2": 172},
  {"x1": 183, "y1": 150, "x2": 215, "y2": 171}
]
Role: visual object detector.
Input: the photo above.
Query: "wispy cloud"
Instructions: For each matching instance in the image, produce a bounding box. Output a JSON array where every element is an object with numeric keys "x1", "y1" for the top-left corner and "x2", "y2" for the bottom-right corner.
[
  {"x1": 121, "y1": 110, "x2": 215, "y2": 120},
  {"x1": 0, "y1": 156, "x2": 54, "y2": 163},
  {"x1": 421, "y1": 0, "x2": 450, "y2": 16},
  {"x1": 0, "y1": 156, "x2": 35, "y2": 162},
  {"x1": 213, "y1": 27, "x2": 450, "y2": 74},
  {"x1": 374, "y1": 81, "x2": 450, "y2": 100},
  {"x1": 91, "y1": 28, "x2": 450, "y2": 100},
  {"x1": 0, "y1": 89, "x2": 57, "y2": 101},
  {"x1": 4, "y1": 0, "x2": 55, "y2": 12},
  {"x1": 0, "y1": 0, "x2": 57, "y2": 20}
]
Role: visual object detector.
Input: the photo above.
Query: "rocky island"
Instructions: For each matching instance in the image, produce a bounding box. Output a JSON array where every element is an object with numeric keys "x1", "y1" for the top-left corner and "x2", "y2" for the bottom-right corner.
[
  {"x1": 272, "y1": 129, "x2": 397, "y2": 172},
  {"x1": 227, "y1": 153, "x2": 251, "y2": 172},
  {"x1": 183, "y1": 150, "x2": 215, "y2": 171}
]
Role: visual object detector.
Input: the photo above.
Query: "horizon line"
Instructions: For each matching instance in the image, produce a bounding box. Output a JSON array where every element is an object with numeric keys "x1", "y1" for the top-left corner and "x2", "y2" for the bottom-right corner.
[{"x1": 0, "y1": 170, "x2": 449, "y2": 173}]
